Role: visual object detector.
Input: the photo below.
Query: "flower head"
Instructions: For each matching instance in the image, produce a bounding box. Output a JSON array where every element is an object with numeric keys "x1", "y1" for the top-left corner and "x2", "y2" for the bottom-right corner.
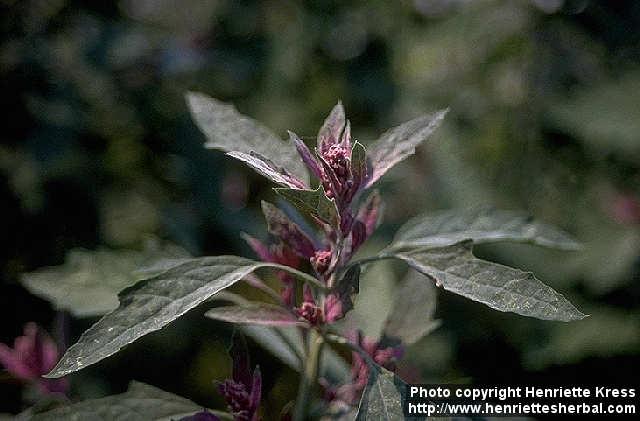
[{"x1": 0, "y1": 322, "x2": 68, "y2": 395}]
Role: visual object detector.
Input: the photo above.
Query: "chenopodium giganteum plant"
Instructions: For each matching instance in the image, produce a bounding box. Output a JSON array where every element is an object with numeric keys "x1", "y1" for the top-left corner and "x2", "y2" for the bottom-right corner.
[{"x1": 38, "y1": 94, "x2": 586, "y2": 420}]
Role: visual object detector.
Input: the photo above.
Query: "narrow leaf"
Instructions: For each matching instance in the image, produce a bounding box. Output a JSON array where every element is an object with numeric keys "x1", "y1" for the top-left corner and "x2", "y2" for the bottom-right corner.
[
  {"x1": 186, "y1": 92, "x2": 308, "y2": 184},
  {"x1": 274, "y1": 186, "x2": 339, "y2": 228},
  {"x1": 226, "y1": 151, "x2": 305, "y2": 188},
  {"x1": 355, "y1": 364, "x2": 413, "y2": 421},
  {"x1": 317, "y1": 101, "x2": 346, "y2": 153},
  {"x1": 366, "y1": 109, "x2": 448, "y2": 187},
  {"x1": 390, "y1": 207, "x2": 581, "y2": 251},
  {"x1": 388, "y1": 241, "x2": 586, "y2": 322},
  {"x1": 383, "y1": 270, "x2": 441, "y2": 345},
  {"x1": 205, "y1": 303, "x2": 304, "y2": 326},
  {"x1": 31, "y1": 381, "x2": 228, "y2": 421},
  {"x1": 45, "y1": 256, "x2": 321, "y2": 378}
]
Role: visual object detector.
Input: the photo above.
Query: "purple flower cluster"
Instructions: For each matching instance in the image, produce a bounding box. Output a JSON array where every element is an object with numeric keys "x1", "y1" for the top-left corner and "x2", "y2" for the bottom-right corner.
[
  {"x1": 0, "y1": 322, "x2": 68, "y2": 395},
  {"x1": 246, "y1": 102, "x2": 381, "y2": 327}
]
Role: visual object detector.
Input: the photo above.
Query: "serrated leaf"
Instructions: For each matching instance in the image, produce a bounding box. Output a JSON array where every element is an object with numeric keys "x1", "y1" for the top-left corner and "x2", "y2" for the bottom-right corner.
[
  {"x1": 226, "y1": 151, "x2": 304, "y2": 188},
  {"x1": 383, "y1": 270, "x2": 441, "y2": 345},
  {"x1": 388, "y1": 241, "x2": 586, "y2": 322},
  {"x1": 274, "y1": 186, "x2": 339, "y2": 227},
  {"x1": 45, "y1": 256, "x2": 321, "y2": 378},
  {"x1": 20, "y1": 243, "x2": 190, "y2": 317},
  {"x1": 355, "y1": 364, "x2": 414, "y2": 421},
  {"x1": 186, "y1": 92, "x2": 308, "y2": 184},
  {"x1": 389, "y1": 207, "x2": 580, "y2": 251},
  {"x1": 30, "y1": 381, "x2": 227, "y2": 421},
  {"x1": 205, "y1": 303, "x2": 304, "y2": 326},
  {"x1": 366, "y1": 110, "x2": 448, "y2": 187}
]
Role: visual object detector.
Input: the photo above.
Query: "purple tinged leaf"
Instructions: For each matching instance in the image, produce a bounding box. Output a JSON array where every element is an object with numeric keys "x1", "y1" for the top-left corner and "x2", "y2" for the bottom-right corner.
[
  {"x1": 290, "y1": 131, "x2": 323, "y2": 180},
  {"x1": 205, "y1": 304, "x2": 305, "y2": 326},
  {"x1": 350, "y1": 220, "x2": 367, "y2": 252},
  {"x1": 325, "y1": 265, "x2": 360, "y2": 323},
  {"x1": 241, "y1": 234, "x2": 274, "y2": 263},
  {"x1": 317, "y1": 101, "x2": 346, "y2": 154},
  {"x1": 341, "y1": 120, "x2": 352, "y2": 150},
  {"x1": 316, "y1": 151, "x2": 344, "y2": 201},
  {"x1": 366, "y1": 109, "x2": 448, "y2": 187},
  {"x1": 249, "y1": 366, "x2": 262, "y2": 417},
  {"x1": 226, "y1": 151, "x2": 306, "y2": 189},
  {"x1": 261, "y1": 201, "x2": 316, "y2": 258},
  {"x1": 356, "y1": 190, "x2": 383, "y2": 237}
]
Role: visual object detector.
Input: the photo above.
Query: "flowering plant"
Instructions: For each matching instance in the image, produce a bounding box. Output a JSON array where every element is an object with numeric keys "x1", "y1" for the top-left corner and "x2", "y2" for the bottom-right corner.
[{"x1": 8, "y1": 95, "x2": 584, "y2": 420}]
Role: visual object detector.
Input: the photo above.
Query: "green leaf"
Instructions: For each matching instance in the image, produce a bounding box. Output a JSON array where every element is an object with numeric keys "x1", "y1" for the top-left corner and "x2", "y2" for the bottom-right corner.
[
  {"x1": 355, "y1": 364, "x2": 414, "y2": 421},
  {"x1": 366, "y1": 109, "x2": 448, "y2": 187},
  {"x1": 382, "y1": 270, "x2": 441, "y2": 345},
  {"x1": 186, "y1": 92, "x2": 308, "y2": 184},
  {"x1": 388, "y1": 241, "x2": 586, "y2": 322},
  {"x1": 389, "y1": 207, "x2": 580, "y2": 251},
  {"x1": 30, "y1": 381, "x2": 229, "y2": 421},
  {"x1": 205, "y1": 303, "x2": 304, "y2": 326},
  {"x1": 20, "y1": 242, "x2": 190, "y2": 317},
  {"x1": 45, "y1": 256, "x2": 321, "y2": 378},
  {"x1": 274, "y1": 186, "x2": 339, "y2": 227}
]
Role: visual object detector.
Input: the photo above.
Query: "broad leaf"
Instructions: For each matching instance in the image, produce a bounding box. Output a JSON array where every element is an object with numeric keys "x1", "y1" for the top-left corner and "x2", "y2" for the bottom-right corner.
[
  {"x1": 186, "y1": 92, "x2": 308, "y2": 184},
  {"x1": 383, "y1": 270, "x2": 440, "y2": 345},
  {"x1": 46, "y1": 256, "x2": 320, "y2": 378},
  {"x1": 226, "y1": 151, "x2": 305, "y2": 188},
  {"x1": 30, "y1": 381, "x2": 228, "y2": 420},
  {"x1": 21, "y1": 243, "x2": 190, "y2": 317},
  {"x1": 274, "y1": 186, "x2": 339, "y2": 228},
  {"x1": 205, "y1": 303, "x2": 304, "y2": 326},
  {"x1": 366, "y1": 109, "x2": 448, "y2": 187},
  {"x1": 355, "y1": 364, "x2": 414, "y2": 421},
  {"x1": 388, "y1": 241, "x2": 586, "y2": 322},
  {"x1": 389, "y1": 207, "x2": 580, "y2": 251}
]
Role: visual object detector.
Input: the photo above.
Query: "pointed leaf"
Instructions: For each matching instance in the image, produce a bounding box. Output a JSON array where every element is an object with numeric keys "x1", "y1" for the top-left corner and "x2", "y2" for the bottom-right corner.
[
  {"x1": 45, "y1": 256, "x2": 322, "y2": 378},
  {"x1": 317, "y1": 101, "x2": 346, "y2": 153},
  {"x1": 31, "y1": 381, "x2": 228, "y2": 421},
  {"x1": 388, "y1": 241, "x2": 586, "y2": 322},
  {"x1": 383, "y1": 270, "x2": 441, "y2": 345},
  {"x1": 290, "y1": 131, "x2": 323, "y2": 179},
  {"x1": 355, "y1": 364, "x2": 413, "y2": 421},
  {"x1": 366, "y1": 110, "x2": 448, "y2": 187},
  {"x1": 205, "y1": 303, "x2": 304, "y2": 326},
  {"x1": 186, "y1": 92, "x2": 308, "y2": 184},
  {"x1": 261, "y1": 201, "x2": 316, "y2": 258},
  {"x1": 226, "y1": 151, "x2": 305, "y2": 188},
  {"x1": 21, "y1": 243, "x2": 190, "y2": 317},
  {"x1": 390, "y1": 207, "x2": 580, "y2": 251},
  {"x1": 274, "y1": 186, "x2": 339, "y2": 228},
  {"x1": 350, "y1": 140, "x2": 368, "y2": 187}
]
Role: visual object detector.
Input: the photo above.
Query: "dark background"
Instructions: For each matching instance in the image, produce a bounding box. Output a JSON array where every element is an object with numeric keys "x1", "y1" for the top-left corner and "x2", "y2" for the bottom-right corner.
[{"x1": 1, "y1": 0, "x2": 639, "y2": 418}]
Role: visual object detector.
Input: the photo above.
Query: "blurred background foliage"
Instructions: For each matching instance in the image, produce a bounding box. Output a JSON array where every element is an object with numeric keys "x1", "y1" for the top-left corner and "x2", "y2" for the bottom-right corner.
[{"x1": 1, "y1": 0, "x2": 639, "y2": 416}]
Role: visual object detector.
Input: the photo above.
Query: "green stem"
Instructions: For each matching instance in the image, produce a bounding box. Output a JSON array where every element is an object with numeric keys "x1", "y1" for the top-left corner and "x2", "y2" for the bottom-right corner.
[{"x1": 293, "y1": 329, "x2": 324, "y2": 421}]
